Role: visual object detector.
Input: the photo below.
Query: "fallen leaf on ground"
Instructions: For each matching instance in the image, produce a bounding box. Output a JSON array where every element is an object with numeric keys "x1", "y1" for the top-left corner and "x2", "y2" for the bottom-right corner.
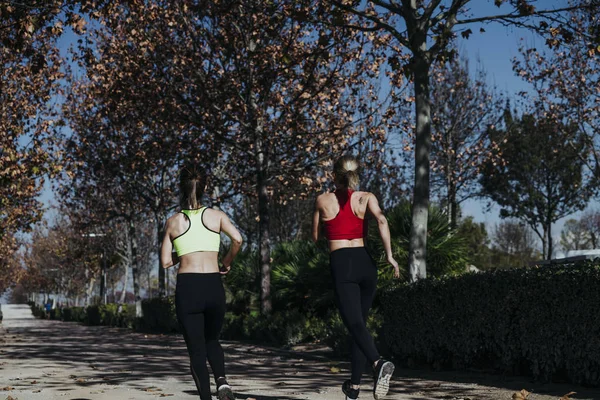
[
  {"x1": 512, "y1": 389, "x2": 530, "y2": 399},
  {"x1": 1, "y1": 387, "x2": 14, "y2": 391},
  {"x1": 559, "y1": 392, "x2": 577, "y2": 400},
  {"x1": 144, "y1": 387, "x2": 162, "y2": 392},
  {"x1": 159, "y1": 394, "x2": 174, "y2": 397},
  {"x1": 330, "y1": 366, "x2": 340, "y2": 373}
]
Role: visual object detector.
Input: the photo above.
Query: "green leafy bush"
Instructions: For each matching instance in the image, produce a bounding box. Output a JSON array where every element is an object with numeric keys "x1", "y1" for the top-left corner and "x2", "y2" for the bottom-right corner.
[
  {"x1": 369, "y1": 201, "x2": 469, "y2": 280},
  {"x1": 86, "y1": 305, "x2": 102, "y2": 325},
  {"x1": 140, "y1": 296, "x2": 179, "y2": 333},
  {"x1": 30, "y1": 303, "x2": 46, "y2": 318},
  {"x1": 381, "y1": 261, "x2": 600, "y2": 385},
  {"x1": 62, "y1": 307, "x2": 86, "y2": 322},
  {"x1": 271, "y1": 240, "x2": 333, "y2": 317}
]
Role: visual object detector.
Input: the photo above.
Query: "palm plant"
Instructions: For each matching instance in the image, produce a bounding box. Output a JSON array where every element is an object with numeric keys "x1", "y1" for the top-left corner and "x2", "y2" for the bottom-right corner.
[
  {"x1": 271, "y1": 240, "x2": 333, "y2": 318},
  {"x1": 223, "y1": 248, "x2": 261, "y2": 315},
  {"x1": 368, "y1": 200, "x2": 469, "y2": 283}
]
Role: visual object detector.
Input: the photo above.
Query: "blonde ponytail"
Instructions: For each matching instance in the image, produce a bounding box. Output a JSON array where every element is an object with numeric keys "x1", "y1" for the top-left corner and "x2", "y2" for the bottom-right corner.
[{"x1": 333, "y1": 155, "x2": 360, "y2": 190}]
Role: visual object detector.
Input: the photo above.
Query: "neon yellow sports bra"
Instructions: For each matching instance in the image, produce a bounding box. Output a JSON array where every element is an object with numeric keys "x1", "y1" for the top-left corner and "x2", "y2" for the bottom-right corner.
[{"x1": 172, "y1": 207, "x2": 221, "y2": 256}]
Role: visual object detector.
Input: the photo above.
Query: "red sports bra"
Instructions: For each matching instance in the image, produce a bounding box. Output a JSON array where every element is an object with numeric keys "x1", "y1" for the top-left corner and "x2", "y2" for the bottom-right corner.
[{"x1": 322, "y1": 189, "x2": 365, "y2": 240}]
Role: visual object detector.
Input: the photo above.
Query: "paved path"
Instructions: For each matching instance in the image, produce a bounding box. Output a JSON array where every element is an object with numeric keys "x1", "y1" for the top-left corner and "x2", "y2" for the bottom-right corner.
[{"x1": 0, "y1": 304, "x2": 598, "y2": 400}]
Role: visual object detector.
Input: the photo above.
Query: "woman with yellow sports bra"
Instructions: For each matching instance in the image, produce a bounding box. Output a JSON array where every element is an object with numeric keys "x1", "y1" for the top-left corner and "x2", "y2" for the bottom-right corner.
[{"x1": 161, "y1": 162, "x2": 242, "y2": 400}]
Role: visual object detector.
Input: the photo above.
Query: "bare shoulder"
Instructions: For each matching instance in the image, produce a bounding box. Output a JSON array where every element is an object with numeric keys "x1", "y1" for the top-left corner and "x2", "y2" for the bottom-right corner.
[
  {"x1": 355, "y1": 191, "x2": 373, "y2": 204},
  {"x1": 203, "y1": 207, "x2": 228, "y2": 224},
  {"x1": 165, "y1": 212, "x2": 187, "y2": 238},
  {"x1": 166, "y1": 212, "x2": 185, "y2": 226},
  {"x1": 203, "y1": 207, "x2": 224, "y2": 217},
  {"x1": 315, "y1": 192, "x2": 332, "y2": 205}
]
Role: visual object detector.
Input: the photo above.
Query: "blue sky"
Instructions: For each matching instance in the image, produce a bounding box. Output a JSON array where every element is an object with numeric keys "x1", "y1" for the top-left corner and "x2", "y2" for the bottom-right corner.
[
  {"x1": 38, "y1": 0, "x2": 594, "y2": 252},
  {"x1": 451, "y1": 0, "x2": 596, "y2": 249}
]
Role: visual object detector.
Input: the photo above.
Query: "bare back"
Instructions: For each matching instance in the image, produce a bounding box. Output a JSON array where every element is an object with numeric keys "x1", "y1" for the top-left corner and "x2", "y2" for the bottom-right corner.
[
  {"x1": 165, "y1": 208, "x2": 222, "y2": 273},
  {"x1": 316, "y1": 190, "x2": 372, "y2": 252}
]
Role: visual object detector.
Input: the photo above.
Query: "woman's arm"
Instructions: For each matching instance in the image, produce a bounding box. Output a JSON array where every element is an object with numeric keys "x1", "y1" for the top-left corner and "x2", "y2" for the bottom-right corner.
[
  {"x1": 312, "y1": 198, "x2": 321, "y2": 243},
  {"x1": 160, "y1": 219, "x2": 179, "y2": 269},
  {"x1": 367, "y1": 194, "x2": 400, "y2": 278},
  {"x1": 219, "y1": 212, "x2": 243, "y2": 274}
]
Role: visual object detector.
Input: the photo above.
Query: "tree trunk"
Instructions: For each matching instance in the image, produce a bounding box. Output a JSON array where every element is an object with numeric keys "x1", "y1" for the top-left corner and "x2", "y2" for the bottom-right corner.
[
  {"x1": 547, "y1": 221, "x2": 553, "y2": 260},
  {"x1": 447, "y1": 175, "x2": 458, "y2": 231},
  {"x1": 119, "y1": 229, "x2": 131, "y2": 304},
  {"x1": 119, "y1": 262, "x2": 129, "y2": 304},
  {"x1": 451, "y1": 195, "x2": 458, "y2": 231},
  {"x1": 542, "y1": 225, "x2": 548, "y2": 260},
  {"x1": 86, "y1": 277, "x2": 96, "y2": 306},
  {"x1": 256, "y1": 118, "x2": 272, "y2": 315},
  {"x1": 408, "y1": 53, "x2": 432, "y2": 282},
  {"x1": 100, "y1": 251, "x2": 107, "y2": 304},
  {"x1": 128, "y1": 219, "x2": 142, "y2": 317},
  {"x1": 212, "y1": 163, "x2": 225, "y2": 210},
  {"x1": 445, "y1": 124, "x2": 457, "y2": 230},
  {"x1": 156, "y1": 212, "x2": 166, "y2": 297}
]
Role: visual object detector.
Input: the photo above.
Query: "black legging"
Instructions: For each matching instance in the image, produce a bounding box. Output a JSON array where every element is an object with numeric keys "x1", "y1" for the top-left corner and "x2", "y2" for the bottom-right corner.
[
  {"x1": 330, "y1": 247, "x2": 380, "y2": 385},
  {"x1": 176, "y1": 273, "x2": 226, "y2": 400}
]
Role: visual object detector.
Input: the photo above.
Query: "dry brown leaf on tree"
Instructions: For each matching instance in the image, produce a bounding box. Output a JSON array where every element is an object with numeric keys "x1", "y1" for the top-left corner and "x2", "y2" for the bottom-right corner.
[{"x1": 512, "y1": 389, "x2": 531, "y2": 400}]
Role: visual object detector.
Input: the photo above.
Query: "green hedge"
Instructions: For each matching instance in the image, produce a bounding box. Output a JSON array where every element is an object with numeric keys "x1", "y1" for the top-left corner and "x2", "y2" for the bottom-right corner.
[
  {"x1": 381, "y1": 261, "x2": 600, "y2": 385},
  {"x1": 62, "y1": 306, "x2": 86, "y2": 322},
  {"x1": 140, "y1": 297, "x2": 179, "y2": 333},
  {"x1": 31, "y1": 303, "x2": 135, "y2": 329}
]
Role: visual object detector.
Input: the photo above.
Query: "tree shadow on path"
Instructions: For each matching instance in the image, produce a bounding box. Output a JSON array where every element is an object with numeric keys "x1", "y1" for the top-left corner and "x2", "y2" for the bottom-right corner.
[{"x1": 3, "y1": 305, "x2": 600, "y2": 400}]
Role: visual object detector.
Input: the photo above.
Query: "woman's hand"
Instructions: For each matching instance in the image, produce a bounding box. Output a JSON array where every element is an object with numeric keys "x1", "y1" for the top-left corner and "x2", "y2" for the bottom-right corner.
[
  {"x1": 219, "y1": 263, "x2": 231, "y2": 275},
  {"x1": 387, "y1": 255, "x2": 400, "y2": 279},
  {"x1": 220, "y1": 254, "x2": 233, "y2": 275}
]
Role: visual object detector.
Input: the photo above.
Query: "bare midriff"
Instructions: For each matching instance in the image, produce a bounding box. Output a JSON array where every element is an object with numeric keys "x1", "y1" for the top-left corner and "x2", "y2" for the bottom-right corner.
[
  {"x1": 328, "y1": 238, "x2": 365, "y2": 252},
  {"x1": 178, "y1": 251, "x2": 220, "y2": 274}
]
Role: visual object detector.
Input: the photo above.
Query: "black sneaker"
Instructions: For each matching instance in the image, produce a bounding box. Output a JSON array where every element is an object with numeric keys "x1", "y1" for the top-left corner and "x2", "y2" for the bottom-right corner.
[
  {"x1": 372, "y1": 359, "x2": 394, "y2": 399},
  {"x1": 216, "y1": 377, "x2": 235, "y2": 400},
  {"x1": 342, "y1": 380, "x2": 360, "y2": 400}
]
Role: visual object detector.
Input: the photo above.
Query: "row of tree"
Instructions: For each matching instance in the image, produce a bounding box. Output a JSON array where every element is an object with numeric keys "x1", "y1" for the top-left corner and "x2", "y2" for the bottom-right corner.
[{"x1": 2, "y1": 1, "x2": 600, "y2": 314}]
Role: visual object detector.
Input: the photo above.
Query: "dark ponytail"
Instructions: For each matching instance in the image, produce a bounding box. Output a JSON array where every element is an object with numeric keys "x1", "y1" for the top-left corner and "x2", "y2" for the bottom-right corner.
[{"x1": 179, "y1": 162, "x2": 207, "y2": 209}]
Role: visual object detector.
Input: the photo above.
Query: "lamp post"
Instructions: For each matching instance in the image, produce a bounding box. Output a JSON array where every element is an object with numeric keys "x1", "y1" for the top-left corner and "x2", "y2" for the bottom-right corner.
[{"x1": 82, "y1": 233, "x2": 107, "y2": 305}]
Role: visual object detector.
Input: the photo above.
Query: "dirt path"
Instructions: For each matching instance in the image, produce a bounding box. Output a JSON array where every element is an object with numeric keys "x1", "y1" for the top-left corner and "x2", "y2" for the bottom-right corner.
[{"x1": 0, "y1": 304, "x2": 597, "y2": 400}]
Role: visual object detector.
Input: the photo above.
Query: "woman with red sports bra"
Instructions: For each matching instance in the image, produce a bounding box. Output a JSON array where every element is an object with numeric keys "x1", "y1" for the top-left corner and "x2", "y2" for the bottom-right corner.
[{"x1": 312, "y1": 155, "x2": 399, "y2": 400}]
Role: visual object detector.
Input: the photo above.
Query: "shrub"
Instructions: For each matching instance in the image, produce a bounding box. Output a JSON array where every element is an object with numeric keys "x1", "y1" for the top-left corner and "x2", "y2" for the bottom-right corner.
[
  {"x1": 271, "y1": 240, "x2": 333, "y2": 317},
  {"x1": 140, "y1": 296, "x2": 179, "y2": 333},
  {"x1": 99, "y1": 304, "x2": 120, "y2": 326},
  {"x1": 50, "y1": 307, "x2": 61, "y2": 320},
  {"x1": 62, "y1": 306, "x2": 86, "y2": 322},
  {"x1": 86, "y1": 305, "x2": 102, "y2": 325},
  {"x1": 369, "y1": 201, "x2": 469, "y2": 281},
  {"x1": 381, "y1": 261, "x2": 600, "y2": 385}
]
